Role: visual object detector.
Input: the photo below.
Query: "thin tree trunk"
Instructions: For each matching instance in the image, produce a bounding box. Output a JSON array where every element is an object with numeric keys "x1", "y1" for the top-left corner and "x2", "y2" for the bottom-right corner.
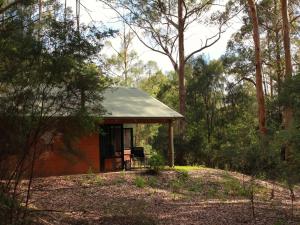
[
  {"x1": 267, "y1": 0, "x2": 281, "y2": 98},
  {"x1": 270, "y1": 76, "x2": 273, "y2": 98},
  {"x1": 64, "y1": 0, "x2": 67, "y2": 22},
  {"x1": 123, "y1": 25, "x2": 128, "y2": 86},
  {"x1": 247, "y1": 0, "x2": 267, "y2": 134},
  {"x1": 263, "y1": 74, "x2": 268, "y2": 96},
  {"x1": 178, "y1": 0, "x2": 186, "y2": 130},
  {"x1": 76, "y1": 0, "x2": 80, "y2": 31},
  {"x1": 266, "y1": 29, "x2": 273, "y2": 98},
  {"x1": 275, "y1": 29, "x2": 282, "y2": 94},
  {"x1": 281, "y1": 0, "x2": 293, "y2": 80},
  {"x1": 23, "y1": 145, "x2": 38, "y2": 220},
  {"x1": 38, "y1": 0, "x2": 42, "y2": 39},
  {"x1": 281, "y1": 0, "x2": 293, "y2": 160},
  {"x1": 38, "y1": 0, "x2": 42, "y2": 21}
]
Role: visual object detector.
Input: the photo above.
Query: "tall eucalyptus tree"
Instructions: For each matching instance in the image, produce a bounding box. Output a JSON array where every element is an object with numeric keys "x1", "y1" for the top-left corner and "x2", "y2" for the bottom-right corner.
[{"x1": 100, "y1": 0, "x2": 238, "y2": 130}]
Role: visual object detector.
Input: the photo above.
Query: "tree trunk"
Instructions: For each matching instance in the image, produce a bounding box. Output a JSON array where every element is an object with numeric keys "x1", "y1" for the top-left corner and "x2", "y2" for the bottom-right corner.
[
  {"x1": 168, "y1": 120, "x2": 174, "y2": 167},
  {"x1": 281, "y1": 0, "x2": 293, "y2": 80},
  {"x1": 178, "y1": 0, "x2": 186, "y2": 131},
  {"x1": 281, "y1": 0, "x2": 293, "y2": 160},
  {"x1": 64, "y1": 0, "x2": 67, "y2": 21},
  {"x1": 275, "y1": 29, "x2": 282, "y2": 94},
  {"x1": 39, "y1": 0, "x2": 42, "y2": 21},
  {"x1": 266, "y1": 30, "x2": 273, "y2": 98},
  {"x1": 38, "y1": 0, "x2": 42, "y2": 38},
  {"x1": 123, "y1": 26, "x2": 129, "y2": 86},
  {"x1": 247, "y1": 0, "x2": 267, "y2": 134},
  {"x1": 270, "y1": 76, "x2": 273, "y2": 98},
  {"x1": 76, "y1": 0, "x2": 80, "y2": 31}
]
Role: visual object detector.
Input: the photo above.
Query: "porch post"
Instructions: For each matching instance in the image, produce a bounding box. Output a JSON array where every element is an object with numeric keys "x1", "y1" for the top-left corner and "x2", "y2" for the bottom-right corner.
[{"x1": 168, "y1": 120, "x2": 174, "y2": 167}]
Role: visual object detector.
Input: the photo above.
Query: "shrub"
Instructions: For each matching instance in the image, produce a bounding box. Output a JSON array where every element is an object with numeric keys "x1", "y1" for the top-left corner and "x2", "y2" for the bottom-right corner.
[
  {"x1": 134, "y1": 176, "x2": 146, "y2": 188},
  {"x1": 177, "y1": 170, "x2": 189, "y2": 182},
  {"x1": 112, "y1": 176, "x2": 126, "y2": 185},
  {"x1": 80, "y1": 167, "x2": 102, "y2": 186},
  {"x1": 222, "y1": 173, "x2": 248, "y2": 197},
  {"x1": 148, "y1": 153, "x2": 165, "y2": 174},
  {"x1": 188, "y1": 178, "x2": 203, "y2": 192},
  {"x1": 169, "y1": 179, "x2": 183, "y2": 193},
  {"x1": 147, "y1": 177, "x2": 159, "y2": 188},
  {"x1": 0, "y1": 191, "x2": 31, "y2": 225}
]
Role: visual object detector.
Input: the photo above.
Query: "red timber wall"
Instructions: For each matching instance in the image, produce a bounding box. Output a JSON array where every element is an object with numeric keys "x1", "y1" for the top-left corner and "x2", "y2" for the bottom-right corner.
[{"x1": 34, "y1": 133, "x2": 100, "y2": 177}]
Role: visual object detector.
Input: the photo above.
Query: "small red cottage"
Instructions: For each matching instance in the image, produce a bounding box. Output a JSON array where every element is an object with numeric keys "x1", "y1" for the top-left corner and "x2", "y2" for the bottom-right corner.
[{"x1": 34, "y1": 87, "x2": 183, "y2": 176}]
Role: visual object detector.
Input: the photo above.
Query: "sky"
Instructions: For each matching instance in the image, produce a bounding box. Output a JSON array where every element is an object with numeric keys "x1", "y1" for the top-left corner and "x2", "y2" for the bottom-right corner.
[{"x1": 66, "y1": 0, "x2": 243, "y2": 72}]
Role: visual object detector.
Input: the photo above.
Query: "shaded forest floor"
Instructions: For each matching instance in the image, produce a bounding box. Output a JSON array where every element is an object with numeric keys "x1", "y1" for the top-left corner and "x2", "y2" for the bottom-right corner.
[{"x1": 24, "y1": 167, "x2": 300, "y2": 225}]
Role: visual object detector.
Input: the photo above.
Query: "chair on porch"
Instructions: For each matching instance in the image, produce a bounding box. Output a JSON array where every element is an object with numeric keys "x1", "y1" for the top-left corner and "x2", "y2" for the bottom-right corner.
[{"x1": 131, "y1": 147, "x2": 148, "y2": 168}]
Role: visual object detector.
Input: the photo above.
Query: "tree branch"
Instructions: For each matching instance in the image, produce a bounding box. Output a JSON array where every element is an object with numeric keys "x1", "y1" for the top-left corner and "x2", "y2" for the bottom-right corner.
[
  {"x1": 0, "y1": 0, "x2": 22, "y2": 14},
  {"x1": 185, "y1": 27, "x2": 225, "y2": 63}
]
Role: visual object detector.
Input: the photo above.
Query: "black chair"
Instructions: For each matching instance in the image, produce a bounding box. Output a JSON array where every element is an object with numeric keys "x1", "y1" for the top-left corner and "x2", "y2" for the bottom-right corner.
[{"x1": 131, "y1": 147, "x2": 147, "y2": 168}]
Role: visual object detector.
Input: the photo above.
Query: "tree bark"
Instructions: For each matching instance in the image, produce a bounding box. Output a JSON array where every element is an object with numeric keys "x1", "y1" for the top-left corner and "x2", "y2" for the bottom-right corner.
[
  {"x1": 266, "y1": 30, "x2": 273, "y2": 98},
  {"x1": 275, "y1": 29, "x2": 282, "y2": 94},
  {"x1": 76, "y1": 0, "x2": 80, "y2": 31},
  {"x1": 247, "y1": 0, "x2": 267, "y2": 134},
  {"x1": 178, "y1": 0, "x2": 186, "y2": 130},
  {"x1": 273, "y1": 0, "x2": 283, "y2": 95},
  {"x1": 281, "y1": 0, "x2": 293, "y2": 80},
  {"x1": 168, "y1": 120, "x2": 174, "y2": 167},
  {"x1": 38, "y1": 0, "x2": 43, "y2": 38},
  {"x1": 39, "y1": 0, "x2": 42, "y2": 21},
  {"x1": 122, "y1": 26, "x2": 130, "y2": 86},
  {"x1": 281, "y1": 0, "x2": 293, "y2": 160},
  {"x1": 64, "y1": 0, "x2": 67, "y2": 22}
]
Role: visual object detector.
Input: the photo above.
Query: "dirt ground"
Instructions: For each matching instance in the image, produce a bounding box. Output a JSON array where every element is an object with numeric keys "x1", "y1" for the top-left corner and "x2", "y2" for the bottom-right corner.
[{"x1": 24, "y1": 168, "x2": 300, "y2": 225}]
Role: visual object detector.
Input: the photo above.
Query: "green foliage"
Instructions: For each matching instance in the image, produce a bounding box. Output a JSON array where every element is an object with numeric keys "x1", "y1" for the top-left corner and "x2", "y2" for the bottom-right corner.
[
  {"x1": 138, "y1": 71, "x2": 178, "y2": 156},
  {"x1": 173, "y1": 166, "x2": 205, "y2": 172},
  {"x1": 187, "y1": 178, "x2": 204, "y2": 193},
  {"x1": 0, "y1": 2, "x2": 112, "y2": 158},
  {"x1": 0, "y1": 191, "x2": 18, "y2": 216},
  {"x1": 87, "y1": 166, "x2": 95, "y2": 175},
  {"x1": 169, "y1": 179, "x2": 183, "y2": 193},
  {"x1": 148, "y1": 153, "x2": 165, "y2": 174},
  {"x1": 146, "y1": 55, "x2": 262, "y2": 171},
  {"x1": 111, "y1": 171, "x2": 127, "y2": 185},
  {"x1": 104, "y1": 31, "x2": 145, "y2": 86},
  {"x1": 140, "y1": 54, "x2": 289, "y2": 189},
  {"x1": 134, "y1": 176, "x2": 146, "y2": 188},
  {"x1": 81, "y1": 174, "x2": 103, "y2": 186},
  {"x1": 273, "y1": 219, "x2": 288, "y2": 225},
  {"x1": 222, "y1": 173, "x2": 249, "y2": 197},
  {"x1": 0, "y1": 2, "x2": 113, "y2": 223},
  {"x1": 146, "y1": 176, "x2": 159, "y2": 188},
  {"x1": 0, "y1": 191, "x2": 32, "y2": 225},
  {"x1": 275, "y1": 74, "x2": 300, "y2": 188},
  {"x1": 176, "y1": 170, "x2": 189, "y2": 182},
  {"x1": 111, "y1": 176, "x2": 126, "y2": 185},
  {"x1": 79, "y1": 167, "x2": 103, "y2": 186},
  {"x1": 168, "y1": 171, "x2": 190, "y2": 193}
]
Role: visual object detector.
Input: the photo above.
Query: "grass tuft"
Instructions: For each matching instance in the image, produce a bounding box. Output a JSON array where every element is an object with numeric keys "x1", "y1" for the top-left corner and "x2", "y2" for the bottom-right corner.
[
  {"x1": 147, "y1": 176, "x2": 159, "y2": 188},
  {"x1": 173, "y1": 165, "x2": 205, "y2": 172},
  {"x1": 134, "y1": 176, "x2": 146, "y2": 188}
]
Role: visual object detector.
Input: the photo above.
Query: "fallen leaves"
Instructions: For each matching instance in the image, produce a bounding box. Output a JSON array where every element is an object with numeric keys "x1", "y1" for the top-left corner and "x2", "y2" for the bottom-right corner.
[{"x1": 23, "y1": 168, "x2": 299, "y2": 225}]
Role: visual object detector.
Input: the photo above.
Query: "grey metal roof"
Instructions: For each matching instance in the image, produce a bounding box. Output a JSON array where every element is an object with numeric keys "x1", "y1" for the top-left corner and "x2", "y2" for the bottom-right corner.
[{"x1": 102, "y1": 87, "x2": 183, "y2": 119}]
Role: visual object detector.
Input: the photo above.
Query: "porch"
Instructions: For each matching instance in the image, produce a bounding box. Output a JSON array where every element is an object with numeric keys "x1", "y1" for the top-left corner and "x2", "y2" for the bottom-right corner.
[
  {"x1": 99, "y1": 120, "x2": 175, "y2": 172},
  {"x1": 100, "y1": 87, "x2": 183, "y2": 172}
]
